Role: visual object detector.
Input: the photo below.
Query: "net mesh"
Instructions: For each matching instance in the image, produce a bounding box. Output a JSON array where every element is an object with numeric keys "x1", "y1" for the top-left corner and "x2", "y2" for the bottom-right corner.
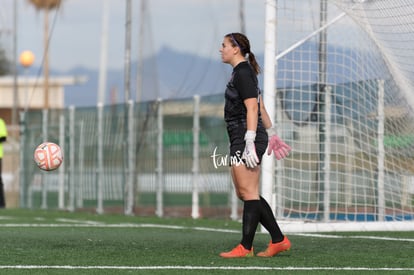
[{"x1": 274, "y1": 0, "x2": 414, "y2": 222}]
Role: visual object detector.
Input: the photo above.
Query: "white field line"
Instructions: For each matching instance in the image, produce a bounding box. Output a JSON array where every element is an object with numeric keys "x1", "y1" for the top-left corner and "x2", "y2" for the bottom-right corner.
[
  {"x1": 55, "y1": 218, "x2": 106, "y2": 225},
  {"x1": 0, "y1": 222, "x2": 240, "y2": 233},
  {"x1": 295, "y1": 233, "x2": 414, "y2": 242},
  {"x1": 0, "y1": 221, "x2": 414, "y2": 242},
  {"x1": 0, "y1": 265, "x2": 413, "y2": 271}
]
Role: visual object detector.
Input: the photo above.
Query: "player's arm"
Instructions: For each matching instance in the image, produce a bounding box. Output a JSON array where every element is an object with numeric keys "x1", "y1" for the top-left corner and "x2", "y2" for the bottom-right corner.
[
  {"x1": 259, "y1": 95, "x2": 273, "y2": 129},
  {"x1": 241, "y1": 97, "x2": 260, "y2": 168},
  {"x1": 244, "y1": 97, "x2": 259, "y2": 131},
  {"x1": 258, "y1": 95, "x2": 292, "y2": 160}
]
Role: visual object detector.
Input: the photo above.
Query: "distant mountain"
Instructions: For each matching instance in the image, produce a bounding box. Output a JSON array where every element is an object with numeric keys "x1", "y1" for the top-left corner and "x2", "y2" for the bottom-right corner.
[
  {"x1": 51, "y1": 46, "x2": 233, "y2": 107},
  {"x1": 37, "y1": 42, "x2": 382, "y2": 107}
]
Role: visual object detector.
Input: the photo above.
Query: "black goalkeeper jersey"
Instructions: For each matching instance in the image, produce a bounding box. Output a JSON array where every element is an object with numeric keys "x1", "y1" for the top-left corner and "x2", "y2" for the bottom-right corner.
[
  {"x1": 224, "y1": 61, "x2": 260, "y2": 123},
  {"x1": 224, "y1": 61, "x2": 267, "y2": 162}
]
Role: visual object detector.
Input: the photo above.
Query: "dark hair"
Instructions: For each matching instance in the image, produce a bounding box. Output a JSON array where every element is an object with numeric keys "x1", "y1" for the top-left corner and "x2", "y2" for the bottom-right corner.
[{"x1": 225, "y1": 32, "x2": 261, "y2": 75}]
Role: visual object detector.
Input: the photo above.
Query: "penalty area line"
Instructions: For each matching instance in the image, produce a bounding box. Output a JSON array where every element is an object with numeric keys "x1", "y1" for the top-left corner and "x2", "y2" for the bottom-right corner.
[
  {"x1": 0, "y1": 265, "x2": 413, "y2": 271},
  {"x1": 1, "y1": 223, "x2": 413, "y2": 242},
  {"x1": 0, "y1": 222, "x2": 240, "y2": 234}
]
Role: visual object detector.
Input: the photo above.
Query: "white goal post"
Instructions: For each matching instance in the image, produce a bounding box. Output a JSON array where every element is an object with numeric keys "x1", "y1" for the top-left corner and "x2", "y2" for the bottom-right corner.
[{"x1": 262, "y1": 0, "x2": 414, "y2": 232}]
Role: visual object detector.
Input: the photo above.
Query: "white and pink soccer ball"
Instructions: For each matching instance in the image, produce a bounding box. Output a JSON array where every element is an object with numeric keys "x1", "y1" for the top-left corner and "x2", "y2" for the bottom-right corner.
[{"x1": 33, "y1": 142, "x2": 63, "y2": 171}]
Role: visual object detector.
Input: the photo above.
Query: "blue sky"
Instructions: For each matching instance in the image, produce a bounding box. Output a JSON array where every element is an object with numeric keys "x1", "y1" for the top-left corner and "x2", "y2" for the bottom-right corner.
[{"x1": 1, "y1": 0, "x2": 267, "y2": 71}]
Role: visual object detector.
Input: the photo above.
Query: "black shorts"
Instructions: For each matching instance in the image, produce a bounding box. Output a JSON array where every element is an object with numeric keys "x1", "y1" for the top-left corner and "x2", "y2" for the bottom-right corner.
[{"x1": 226, "y1": 121, "x2": 268, "y2": 166}]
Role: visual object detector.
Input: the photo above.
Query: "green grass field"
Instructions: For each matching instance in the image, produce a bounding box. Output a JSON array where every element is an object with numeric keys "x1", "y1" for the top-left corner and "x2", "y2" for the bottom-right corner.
[{"x1": 0, "y1": 209, "x2": 413, "y2": 274}]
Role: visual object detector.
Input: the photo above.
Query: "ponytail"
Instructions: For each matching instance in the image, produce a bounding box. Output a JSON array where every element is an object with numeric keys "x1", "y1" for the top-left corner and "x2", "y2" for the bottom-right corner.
[{"x1": 247, "y1": 52, "x2": 261, "y2": 75}]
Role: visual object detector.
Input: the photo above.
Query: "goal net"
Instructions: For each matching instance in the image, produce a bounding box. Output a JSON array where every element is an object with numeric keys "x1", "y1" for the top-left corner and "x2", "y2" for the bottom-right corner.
[{"x1": 272, "y1": 0, "x2": 414, "y2": 231}]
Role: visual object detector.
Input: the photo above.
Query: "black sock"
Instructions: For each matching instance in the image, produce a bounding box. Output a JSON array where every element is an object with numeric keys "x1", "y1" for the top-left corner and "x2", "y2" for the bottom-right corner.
[
  {"x1": 240, "y1": 200, "x2": 261, "y2": 250},
  {"x1": 259, "y1": 196, "x2": 284, "y2": 243}
]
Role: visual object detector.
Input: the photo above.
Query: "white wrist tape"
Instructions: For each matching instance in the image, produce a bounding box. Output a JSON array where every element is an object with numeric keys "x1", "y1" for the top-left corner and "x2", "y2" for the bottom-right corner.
[
  {"x1": 266, "y1": 126, "x2": 277, "y2": 137},
  {"x1": 244, "y1": 130, "x2": 256, "y2": 142}
]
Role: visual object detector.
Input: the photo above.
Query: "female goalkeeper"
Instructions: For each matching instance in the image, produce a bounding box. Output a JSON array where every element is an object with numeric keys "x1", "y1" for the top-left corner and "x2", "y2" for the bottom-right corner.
[{"x1": 219, "y1": 32, "x2": 291, "y2": 258}]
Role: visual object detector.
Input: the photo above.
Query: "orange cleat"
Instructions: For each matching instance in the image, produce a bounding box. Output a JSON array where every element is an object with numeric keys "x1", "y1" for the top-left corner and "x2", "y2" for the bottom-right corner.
[
  {"x1": 257, "y1": 236, "x2": 291, "y2": 257},
  {"x1": 220, "y1": 244, "x2": 254, "y2": 258}
]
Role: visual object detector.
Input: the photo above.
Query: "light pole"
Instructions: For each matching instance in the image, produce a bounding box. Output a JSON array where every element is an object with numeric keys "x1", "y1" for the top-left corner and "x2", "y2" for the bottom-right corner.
[{"x1": 19, "y1": 50, "x2": 35, "y2": 110}]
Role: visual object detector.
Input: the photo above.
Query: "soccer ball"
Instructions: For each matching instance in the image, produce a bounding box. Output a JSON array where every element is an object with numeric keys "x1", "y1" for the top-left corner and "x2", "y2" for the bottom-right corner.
[{"x1": 33, "y1": 142, "x2": 63, "y2": 171}]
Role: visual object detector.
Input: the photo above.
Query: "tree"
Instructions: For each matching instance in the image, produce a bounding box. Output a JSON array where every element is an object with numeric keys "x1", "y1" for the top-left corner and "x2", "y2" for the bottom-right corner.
[
  {"x1": 0, "y1": 47, "x2": 11, "y2": 76},
  {"x1": 28, "y1": 0, "x2": 61, "y2": 9}
]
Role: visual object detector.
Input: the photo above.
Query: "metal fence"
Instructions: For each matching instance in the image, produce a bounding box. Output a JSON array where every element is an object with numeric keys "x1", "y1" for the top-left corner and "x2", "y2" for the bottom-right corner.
[
  {"x1": 18, "y1": 87, "x2": 414, "y2": 226},
  {"x1": 20, "y1": 94, "x2": 238, "y2": 218}
]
